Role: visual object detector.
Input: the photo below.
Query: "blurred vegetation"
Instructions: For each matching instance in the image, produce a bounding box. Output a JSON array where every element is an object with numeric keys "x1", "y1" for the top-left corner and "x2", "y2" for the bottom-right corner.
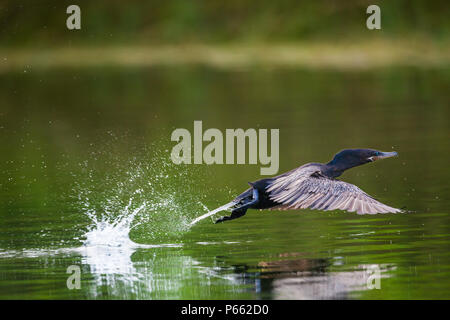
[{"x1": 0, "y1": 0, "x2": 449, "y2": 47}]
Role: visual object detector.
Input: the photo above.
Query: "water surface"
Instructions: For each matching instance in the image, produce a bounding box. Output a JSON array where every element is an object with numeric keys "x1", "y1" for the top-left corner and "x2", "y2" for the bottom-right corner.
[{"x1": 0, "y1": 66, "x2": 449, "y2": 299}]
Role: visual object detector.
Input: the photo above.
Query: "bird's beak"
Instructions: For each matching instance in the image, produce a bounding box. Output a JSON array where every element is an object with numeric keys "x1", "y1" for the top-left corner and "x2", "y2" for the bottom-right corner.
[{"x1": 368, "y1": 151, "x2": 398, "y2": 162}]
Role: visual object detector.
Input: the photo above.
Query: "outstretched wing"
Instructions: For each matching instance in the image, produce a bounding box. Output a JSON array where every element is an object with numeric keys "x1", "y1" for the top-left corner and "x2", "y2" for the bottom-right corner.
[{"x1": 266, "y1": 166, "x2": 401, "y2": 214}]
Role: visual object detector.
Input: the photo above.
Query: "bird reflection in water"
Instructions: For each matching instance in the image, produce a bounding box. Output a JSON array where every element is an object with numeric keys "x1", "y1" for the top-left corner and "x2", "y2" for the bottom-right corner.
[{"x1": 217, "y1": 252, "x2": 395, "y2": 299}]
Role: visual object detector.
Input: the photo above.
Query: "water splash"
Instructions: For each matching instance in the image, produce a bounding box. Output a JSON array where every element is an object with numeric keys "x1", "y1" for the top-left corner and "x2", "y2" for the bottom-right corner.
[
  {"x1": 82, "y1": 199, "x2": 147, "y2": 249},
  {"x1": 71, "y1": 139, "x2": 214, "y2": 246},
  {"x1": 68, "y1": 141, "x2": 204, "y2": 288}
]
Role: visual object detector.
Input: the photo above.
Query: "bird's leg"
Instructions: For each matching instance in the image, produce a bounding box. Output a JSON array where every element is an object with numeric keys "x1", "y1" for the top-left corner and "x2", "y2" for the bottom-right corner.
[{"x1": 215, "y1": 188, "x2": 259, "y2": 223}]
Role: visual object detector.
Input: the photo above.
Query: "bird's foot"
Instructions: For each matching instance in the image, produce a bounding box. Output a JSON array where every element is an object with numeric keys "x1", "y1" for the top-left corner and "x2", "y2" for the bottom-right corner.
[
  {"x1": 214, "y1": 215, "x2": 232, "y2": 224},
  {"x1": 214, "y1": 207, "x2": 247, "y2": 223}
]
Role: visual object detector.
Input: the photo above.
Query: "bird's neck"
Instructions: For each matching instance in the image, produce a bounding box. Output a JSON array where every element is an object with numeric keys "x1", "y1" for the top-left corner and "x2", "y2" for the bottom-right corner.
[{"x1": 324, "y1": 159, "x2": 360, "y2": 178}]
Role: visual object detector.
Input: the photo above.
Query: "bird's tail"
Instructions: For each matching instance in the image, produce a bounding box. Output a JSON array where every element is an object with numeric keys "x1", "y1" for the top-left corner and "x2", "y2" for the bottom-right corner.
[{"x1": 189, "y1": 201, "x2": 237, "y2": 226}]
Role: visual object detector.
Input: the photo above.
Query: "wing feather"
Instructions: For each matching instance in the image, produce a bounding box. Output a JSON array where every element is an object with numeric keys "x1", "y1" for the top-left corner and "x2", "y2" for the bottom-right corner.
[{"x1": 267, "y1": 167, "x2": 401, "y2": 215}]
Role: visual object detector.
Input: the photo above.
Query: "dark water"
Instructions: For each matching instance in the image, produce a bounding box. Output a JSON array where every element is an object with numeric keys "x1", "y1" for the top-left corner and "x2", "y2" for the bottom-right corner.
[{"x1": 0, "y1": 66, "x2": 449, "y2": 299}]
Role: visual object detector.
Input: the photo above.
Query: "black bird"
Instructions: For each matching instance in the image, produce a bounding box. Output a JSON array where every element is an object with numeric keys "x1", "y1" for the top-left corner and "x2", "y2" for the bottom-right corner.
[{"x1": 214, "y1": 148, "x2": 401, "y2": 223}]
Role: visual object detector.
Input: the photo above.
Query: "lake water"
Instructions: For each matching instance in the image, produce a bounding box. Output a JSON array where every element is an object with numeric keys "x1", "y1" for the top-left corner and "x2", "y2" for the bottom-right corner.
[{"x1": 0, "y1": 65, "x2": 449, "y2": 299}]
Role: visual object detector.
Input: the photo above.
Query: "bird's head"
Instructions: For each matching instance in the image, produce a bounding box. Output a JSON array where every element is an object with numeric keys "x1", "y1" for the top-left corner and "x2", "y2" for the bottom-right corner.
[{"x1": 327, "y1": 148, "x2": 398, "y2": 173}]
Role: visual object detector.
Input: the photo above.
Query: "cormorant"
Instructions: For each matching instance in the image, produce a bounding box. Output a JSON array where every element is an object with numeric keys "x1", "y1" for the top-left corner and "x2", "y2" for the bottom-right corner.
[{"x1": 213, "y1": 148, "x2": 401, "y2": 223}]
